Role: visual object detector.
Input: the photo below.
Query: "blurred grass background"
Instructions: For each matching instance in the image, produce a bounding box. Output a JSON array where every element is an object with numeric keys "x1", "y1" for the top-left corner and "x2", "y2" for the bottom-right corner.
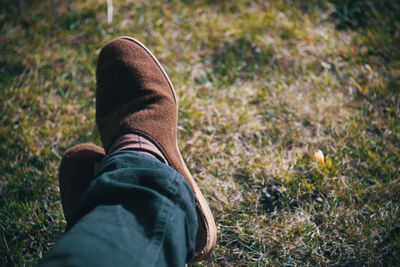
[{"x1": 1, "y1": 0, "x2": 399, "y2": 266}]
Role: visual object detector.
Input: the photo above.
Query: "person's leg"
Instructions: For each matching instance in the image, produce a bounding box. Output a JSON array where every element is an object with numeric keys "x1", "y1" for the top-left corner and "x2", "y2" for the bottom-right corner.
[
  {"x1": 40, "y1": 150, "x2": 197, "y2": 267},
  {"x1": 41, "y1": 36, "x2": 217, "y2": 266}
]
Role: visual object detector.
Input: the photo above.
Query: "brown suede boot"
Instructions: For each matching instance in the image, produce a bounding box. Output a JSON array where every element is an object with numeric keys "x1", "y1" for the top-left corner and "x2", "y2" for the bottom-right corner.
[
  {"x1": 96, "y1": 36, "x2": 217, "y2": 262},
  {"x1": 59, "y1": 143, "x2": 105, "y2": 224}
]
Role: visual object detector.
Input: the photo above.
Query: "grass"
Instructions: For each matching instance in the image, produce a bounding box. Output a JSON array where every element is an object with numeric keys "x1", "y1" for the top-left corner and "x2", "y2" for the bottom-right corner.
[{"x1": 1, "y1": 0, "x2": 399, "y2": 266}]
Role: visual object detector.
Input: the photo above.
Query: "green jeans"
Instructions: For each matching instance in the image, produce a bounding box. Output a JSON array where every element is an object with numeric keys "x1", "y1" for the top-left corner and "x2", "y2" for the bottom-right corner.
[{"x1": 40, "y1": 151, "x2": 198, "y2": 267}]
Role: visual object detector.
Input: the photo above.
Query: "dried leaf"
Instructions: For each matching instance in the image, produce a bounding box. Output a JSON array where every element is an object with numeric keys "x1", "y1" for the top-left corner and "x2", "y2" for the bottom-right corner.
[
  {"x1": 321, "y1": 61, "x2": 331, "y2": 69},
  {"x1": 314, "y1": 149, "x2": 324, "y2": 165}
]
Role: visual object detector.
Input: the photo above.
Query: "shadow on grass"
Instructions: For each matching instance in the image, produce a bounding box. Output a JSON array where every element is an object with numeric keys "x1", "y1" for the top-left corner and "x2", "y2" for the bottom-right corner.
[
  {"x1": 328, "y1": 0, "x2": 400, "y2": 30},
  {"x1": 204, "y1": 37, "x2": 273, "y2": 85},
  {"x1": 0, "y1": 60, "x2": 26, "y2": 88},
  {"x1": 295, "y1": 0, "x2": 400, "y2": 29},
  {"x1": 298, "y1": 0, "x2": 400, "y2": 60},
  {"x1": 297, "y1": 0, "x2": 400, "y2": 113}
]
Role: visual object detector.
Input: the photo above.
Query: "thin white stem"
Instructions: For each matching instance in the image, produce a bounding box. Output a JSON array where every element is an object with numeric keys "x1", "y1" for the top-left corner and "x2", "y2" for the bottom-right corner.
[{"x1": 107, "y1": 0, "x2": 113, "y2": 24}]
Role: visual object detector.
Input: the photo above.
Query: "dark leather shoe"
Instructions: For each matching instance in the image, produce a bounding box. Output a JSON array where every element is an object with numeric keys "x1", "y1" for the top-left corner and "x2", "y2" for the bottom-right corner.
[{"x1": 96, "y1": 37, "x2": 217, "y2": 262}]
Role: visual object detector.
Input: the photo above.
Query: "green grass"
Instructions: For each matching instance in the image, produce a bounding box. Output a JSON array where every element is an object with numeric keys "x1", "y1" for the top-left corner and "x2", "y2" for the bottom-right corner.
[{"x1": 1, "y1": 0, "x2": 399, "y2": 266}]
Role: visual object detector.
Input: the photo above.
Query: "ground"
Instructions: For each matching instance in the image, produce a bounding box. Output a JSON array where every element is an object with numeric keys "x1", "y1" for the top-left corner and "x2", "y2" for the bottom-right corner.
[{"x1": 1, "y1": 0, "x2": 399, "y2": 266}]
